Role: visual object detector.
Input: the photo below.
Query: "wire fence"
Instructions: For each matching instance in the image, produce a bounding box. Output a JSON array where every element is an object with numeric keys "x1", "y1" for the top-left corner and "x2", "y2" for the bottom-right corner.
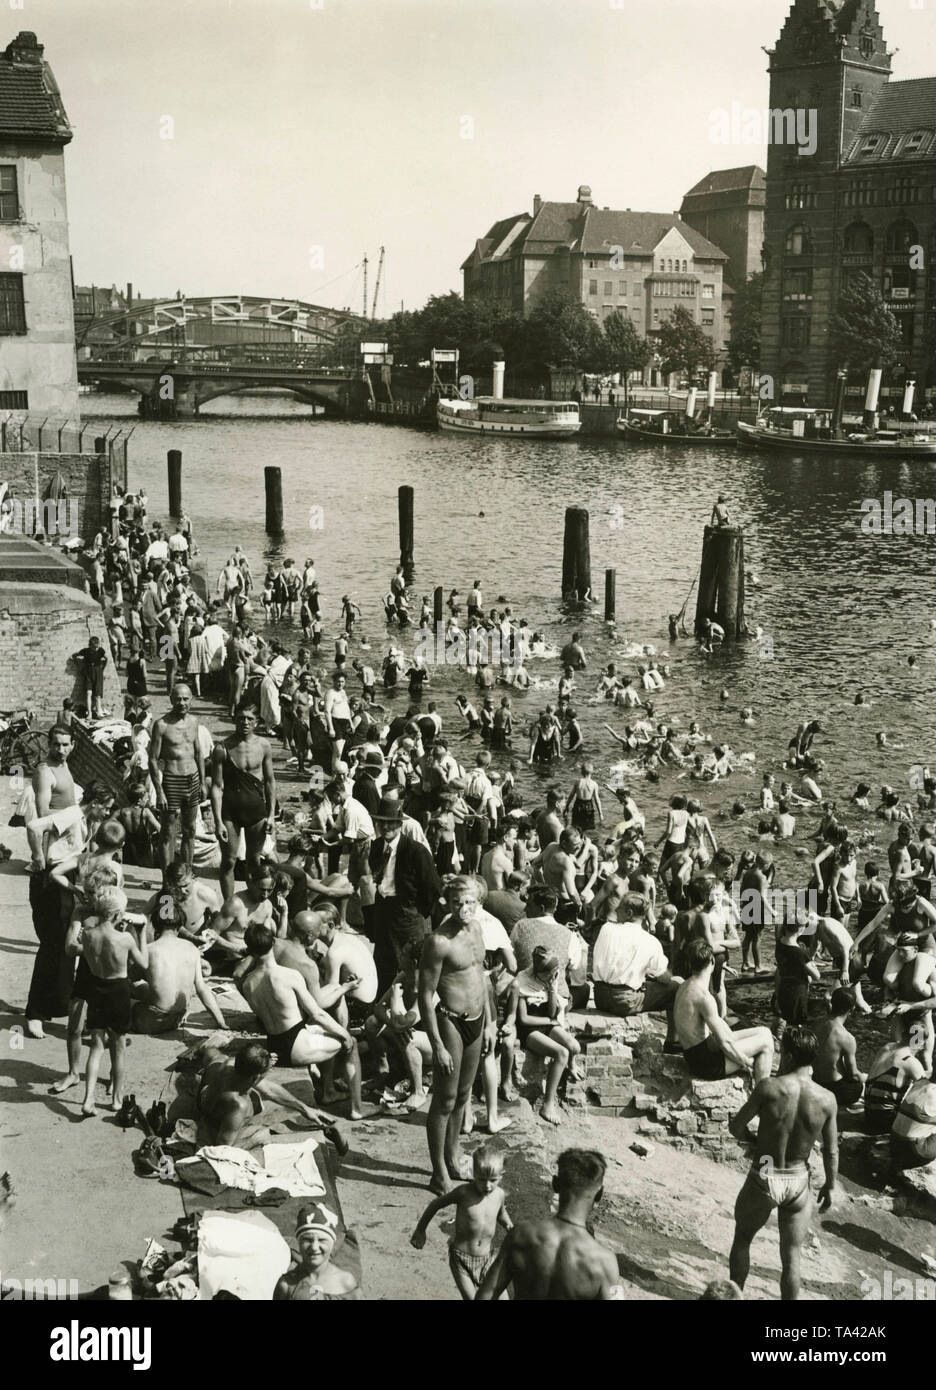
[{"x1": 0, "y1": 415, "x2": 131, "y2": 473}]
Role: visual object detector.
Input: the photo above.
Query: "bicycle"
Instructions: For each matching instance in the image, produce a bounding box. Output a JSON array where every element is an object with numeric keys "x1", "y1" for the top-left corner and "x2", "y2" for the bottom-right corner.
[{"x1": 0, "y1": 710, "x2": 47, "y2": 775}]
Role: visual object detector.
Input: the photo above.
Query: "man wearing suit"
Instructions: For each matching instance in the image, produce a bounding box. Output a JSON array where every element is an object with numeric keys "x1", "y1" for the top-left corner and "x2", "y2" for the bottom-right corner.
[{"x1": 369, "y1": 793, "x2": 441, "y2": 991}]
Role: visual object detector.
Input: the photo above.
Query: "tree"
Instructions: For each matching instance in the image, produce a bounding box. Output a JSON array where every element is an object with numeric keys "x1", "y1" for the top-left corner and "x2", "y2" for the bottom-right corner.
[
  {"x1": 521, "y1": 289, "x2": 605, "y2": 372},
  {"x1": 829, "y1": 272, "x2": 904, "y2": 377},
  {"x1": 727, "y1": 272, "x2": 763, "y2": 378},
  {"x1": 656, "y1": 305, "x2": 716, "y2": 381},
  {"x1": 601, "y1": 311, "x2": 652, "y2": 408}
]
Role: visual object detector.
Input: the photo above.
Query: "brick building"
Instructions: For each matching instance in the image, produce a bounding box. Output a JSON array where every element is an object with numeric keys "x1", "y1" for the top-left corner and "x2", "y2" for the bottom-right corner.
[
  {"x1": 462, "y1": 185, "x2": 731, "y2": 378},
  {"x1": 0, "y1": 31, "x2": 78, "y2": 420},
  {"x1": 680, "y1": 166, "x2": 766, "y2": 294},
  {"x1": 761, "y1": 0, "x2": 936, "y2": 404}
]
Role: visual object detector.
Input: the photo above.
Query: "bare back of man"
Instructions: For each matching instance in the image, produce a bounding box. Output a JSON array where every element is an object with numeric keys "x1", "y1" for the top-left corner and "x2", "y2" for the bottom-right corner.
[
  {"x1": 729, "y1": 1048, "x2": 837, "y2": 1301},
  {"x1": 480, "y1": 1217, "x2": 620, "y2": 1300},
  {"x1": 240, "y1": 958, "x2": 343, "y2": 1070}
]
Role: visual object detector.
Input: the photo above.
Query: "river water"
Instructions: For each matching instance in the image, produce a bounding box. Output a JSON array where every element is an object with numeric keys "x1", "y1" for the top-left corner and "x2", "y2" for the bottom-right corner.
[{"x1": 84, "y1": 390, "x2": 936, "y2": 923}]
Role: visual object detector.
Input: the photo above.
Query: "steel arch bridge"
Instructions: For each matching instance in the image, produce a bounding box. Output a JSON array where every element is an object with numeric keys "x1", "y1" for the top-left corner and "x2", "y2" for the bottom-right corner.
[{"x1": 76, "y1": 293, "x2": 363, "y2": 352}]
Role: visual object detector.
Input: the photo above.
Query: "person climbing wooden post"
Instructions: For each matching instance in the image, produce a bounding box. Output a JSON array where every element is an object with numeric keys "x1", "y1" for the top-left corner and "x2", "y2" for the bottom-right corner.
[{"x1": 694, "y1": 523, "x2": 745, "y2": 640}]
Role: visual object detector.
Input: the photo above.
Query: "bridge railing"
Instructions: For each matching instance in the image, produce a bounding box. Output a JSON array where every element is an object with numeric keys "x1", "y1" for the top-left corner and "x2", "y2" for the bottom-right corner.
[{"x1": 0, "y1": 415, "x2": 132, "y2": 472}]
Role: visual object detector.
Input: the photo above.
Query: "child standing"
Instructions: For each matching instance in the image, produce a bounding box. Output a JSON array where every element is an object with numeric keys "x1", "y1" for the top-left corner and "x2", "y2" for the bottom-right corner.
[
  {"x1": 65, "y1": 885, "x2": 148, "y2": 1117},
  {"x1": 410, "y1": 1145, "x2": 512, "y2": 1300}
]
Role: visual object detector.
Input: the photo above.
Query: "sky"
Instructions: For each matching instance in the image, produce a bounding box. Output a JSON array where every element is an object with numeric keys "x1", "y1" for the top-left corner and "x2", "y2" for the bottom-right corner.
[{"x1": 17, "y1": 0, "x2": 936, "y2": 313}]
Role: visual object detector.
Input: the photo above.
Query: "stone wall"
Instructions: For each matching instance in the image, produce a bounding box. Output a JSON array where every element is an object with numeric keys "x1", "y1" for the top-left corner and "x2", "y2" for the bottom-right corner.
[
  {"x1": 0, "y1": 449, "x2": 119, "y2": 543},
  {"x1": 0, "y1": 582, "x2": 120, "y2": 721},
  {"x1": 556, "y1": 1010, "x2": 751, "y2": 1166}
]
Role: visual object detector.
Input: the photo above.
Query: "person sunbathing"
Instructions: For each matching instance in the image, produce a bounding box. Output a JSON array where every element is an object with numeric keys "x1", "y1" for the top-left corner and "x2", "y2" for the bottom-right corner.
[{"x1": 186, "y1": 1041, "x2": 341, "y2": 1150}]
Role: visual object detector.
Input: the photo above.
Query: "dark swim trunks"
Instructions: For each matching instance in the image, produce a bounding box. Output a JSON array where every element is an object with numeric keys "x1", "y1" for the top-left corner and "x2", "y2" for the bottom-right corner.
[
  {"x1": 86, "y1": 976, "x2": 132, "y2": 1035},
  {"x1": 683, "y1": 1038, "x2": 728, "y2": 1080},
  {"x1": 266, "y1": 1019, "x2": 306, "y2": 1066},
  {"x1": 436, "y1": 1002, "x2": 484, "y2": 1048}
]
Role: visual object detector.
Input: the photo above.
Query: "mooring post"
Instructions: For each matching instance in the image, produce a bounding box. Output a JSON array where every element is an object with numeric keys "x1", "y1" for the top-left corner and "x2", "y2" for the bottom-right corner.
[
  {"x1": 398, "y1": 484, "x2": 414, "y2": 577},
  {"x1": 264, "y1": 465, "x2": 284, "y2": 534},
  {"x1": 433, "y1": 585, "x2": 444, "y2": 628},
  {"x1": 167, "y1": 449, "x2": 182, "y2": 518},
  {"x1": 694, "y1": 525, "x2": 745, "y2": 639},
  {"x1": 561, "y1": 507, "x2": 591, "y2": 601},
  {"x1": 604, "y1": 567, "x2": 616, "y2": 623}
]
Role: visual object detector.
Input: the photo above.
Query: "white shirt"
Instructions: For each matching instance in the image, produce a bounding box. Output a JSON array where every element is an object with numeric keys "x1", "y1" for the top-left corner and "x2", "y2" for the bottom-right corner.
[
  {"x1": 593, "y1": 921, "x2": 668, "y2": 989},
  {"x1": 479, "y1": 909, "x2": 511, "y2": 958},
  {"x1": 378, "y1": 832, "x2": 402, "y2": 897},
  {"x1": 168, "y1": 532, "x2": 189, "y2": 554},
  {"x1": 400, "y1": 815, "x2": 430, "y2": 850},
  {"x1": 337, "y1": 797, "x2": 374, "y2": 842},
  {"x1": 145, "y1": 538, "x2": 169, "y2": 563}
]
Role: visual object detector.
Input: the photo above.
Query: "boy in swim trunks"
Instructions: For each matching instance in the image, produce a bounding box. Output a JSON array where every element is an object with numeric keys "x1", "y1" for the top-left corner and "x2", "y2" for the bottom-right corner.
[
  {"x1": 65, "y1": 885, "x2": 148, "y2": 1118},
  {"x1": 410, "y1": 1144, "x2": 512, "y2": 1300}
]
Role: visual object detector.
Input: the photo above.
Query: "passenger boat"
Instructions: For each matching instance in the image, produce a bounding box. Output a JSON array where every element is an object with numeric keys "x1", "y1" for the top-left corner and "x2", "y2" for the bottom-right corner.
[
  {"x1": 436, "y1": 396, "x2": 580, "y2": 438},
  {"x1": 616, "y1": 408, "x2": 736, "y2": 446},
  {"x1": 737, "y1": 407, "x2": 936, "y2": 458}
]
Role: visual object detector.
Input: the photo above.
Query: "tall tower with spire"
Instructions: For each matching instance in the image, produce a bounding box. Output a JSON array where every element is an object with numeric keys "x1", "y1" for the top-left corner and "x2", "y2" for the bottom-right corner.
[{"x1": 760, "y1": 1, "x2": 898, "y2": 402}]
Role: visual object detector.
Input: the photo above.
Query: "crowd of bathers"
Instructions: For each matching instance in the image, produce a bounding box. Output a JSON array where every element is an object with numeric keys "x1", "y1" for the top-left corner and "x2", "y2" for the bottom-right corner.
[{"x1": 16, "y1": 490, "x2": 936, "y2": 1300}]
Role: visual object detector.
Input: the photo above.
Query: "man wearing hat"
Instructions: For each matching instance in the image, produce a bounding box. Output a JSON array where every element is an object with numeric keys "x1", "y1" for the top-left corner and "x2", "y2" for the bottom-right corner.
[
  {"x1": 352, "y1": 748, "x2": 384, "y2": 819},
  {"x1": 369, "y1": 793, "x2": 441, "y2": 991}
]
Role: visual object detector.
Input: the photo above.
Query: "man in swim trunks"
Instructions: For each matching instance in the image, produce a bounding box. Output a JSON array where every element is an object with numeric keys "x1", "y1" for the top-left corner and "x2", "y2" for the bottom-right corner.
[
  {"x1": 187, "y1": 1041, "x2": 338, "y2": 1148},
  {"x1": 674, "y1": 938, "x2": 774, "y2": 1082},
  {"x1": 237, "y1": 922, "x2": 354, "y2": 1078},
  {"x1": 419, "y1": 876, "x2": 493, "y2": 1193},
  {"x1": 211, "y1": 702, "x2": 276, "y2": 902},
  {"x1": 728, "y1": 1025, "x2": 837, "y2": 1301},
  {"x1": 476, "y1": 1149, "x2": 623, "y2": 1300},
  {"x1": 149, "y1": 683, "x2": 205, "y2": 871},
  {"x1": 131, "y1": 893, "x2": 228, "y2": 1035},
  {"x1": 812, "y1": 988, "x2": 865, "y2": 1107}
]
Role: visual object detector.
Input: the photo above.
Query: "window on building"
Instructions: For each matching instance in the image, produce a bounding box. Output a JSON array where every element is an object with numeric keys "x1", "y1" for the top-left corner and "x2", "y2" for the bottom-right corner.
[
  {"x1": 0, "y1": 273, "x2": 25, "y2": 334},
  {"x1": 898, "y1": 312, "x2": 915, "y2": 350},
  {"x1": 852, "y1": 90, "x2": 863, "y2": 109},
  {"x1": 785, "y1": 224, "x2": 812, "y2": 256},
  {"x1": 618, "y1": 281, "x2": 627, "y2": 295},
  {"x1": 882, "y1": 263, "x2": 916, "y2": 298},
  {"x1": 783, "y1": 267, "x2": 813, "y2": 300},
  {"x1": 0, "y1": 389, "x2": 27, "y2": 409},
  {"x1": 589, "y1": 279, "x2": 598, "y2": 295},
  {"x1": 786, "y1": 183, "x2": 816, "y2": 210},
  {"x1": 588, "y1": 260, "x2": 597, "y2": 269},
  {"x1": 860, "y1": 135, "x2": 883, "y2": 157},
  {"x1": 884, "y1": 219, "x2": 918, "y2": 255},
  {"x1": 0, "y1": 166, "x2": 18, "y2": 222},
  {"x1": 603, "y1": 281, "x2": 613, "y2": 296},
  {"x1": 843, "y1": 222, "x2": 873, "y2": 256},
  {"x1": 701, "y1": 310, "x2": 714, "y2": 326},
  {"x1": 702, "y1": 283, "x2": 714, "y2": 299},
  {"x1": 902, "y1": 132, "x2": 928, "y2": 155},
  {"x1": 781, "y1": 315, "x2": 811, "y2": 349},
  {"x1": 887, "y1": 177, "x2": 920, "y2": 206},
  {"x1": 859, "y1": 30, "x2": 874, "y2": 58}
]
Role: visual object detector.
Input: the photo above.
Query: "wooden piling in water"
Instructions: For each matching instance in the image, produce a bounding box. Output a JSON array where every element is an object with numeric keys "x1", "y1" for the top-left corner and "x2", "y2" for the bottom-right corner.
[
  {"x1": 561, "y1": 507, "x2": 591, "y2": 601},
  {"x1": 694, "y1": 525, "x2": 745, "y2": 639},
  {"x1": 604, "y1": 568, "x2": 616, "y2": 622},
  {"x1": 433, "y1": 585, "x2": 444, "y2": 627},
  {"x1": 167, "y1": 449, "x2": 182, "y2": 517},
  {"x1": 264, "y1": 466, "x2": 284, "y2": 534},
  {"x1": 399, "y1": 485, "x2": 414, "y2": 576}
]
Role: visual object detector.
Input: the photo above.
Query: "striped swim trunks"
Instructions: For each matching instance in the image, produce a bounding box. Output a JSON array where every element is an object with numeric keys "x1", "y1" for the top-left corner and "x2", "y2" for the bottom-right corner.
[{"x1": 162, "y1": 770, "x2": 202, "y2": 813}]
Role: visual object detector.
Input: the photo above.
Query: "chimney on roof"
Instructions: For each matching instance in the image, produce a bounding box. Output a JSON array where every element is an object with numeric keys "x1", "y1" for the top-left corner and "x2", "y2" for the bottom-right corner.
[
  {"x1": 577, "y1": 185, "x2": 593, "y2": 206},
  {"x1": 533, "y1": 194, "x2": 542, "y2": 216},
  {"x1": 6, "y1": 31, "x2": 43, "y2": 64}
]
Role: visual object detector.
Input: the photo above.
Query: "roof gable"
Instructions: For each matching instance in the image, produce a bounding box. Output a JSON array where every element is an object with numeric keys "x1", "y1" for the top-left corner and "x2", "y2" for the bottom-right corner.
[{"x1": 0, "y1": 31, "x2": 71, "y2": 144}]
